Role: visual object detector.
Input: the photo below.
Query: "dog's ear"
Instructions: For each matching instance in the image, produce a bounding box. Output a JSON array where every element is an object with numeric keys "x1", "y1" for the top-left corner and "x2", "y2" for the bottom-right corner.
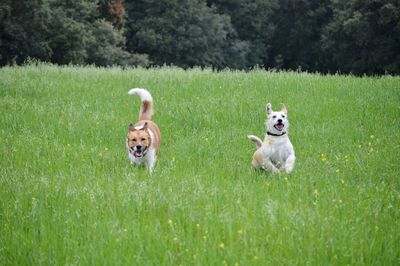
[
  {"x1": 142, "y1": 122, "x2": 148, "y2": 129},
  {"x1": 128, "y1": 123, "x2": 135, "y2": 131},
  {"x1": 266, "y1": 103, "x2": 272, "y2": 115},
  {"x1": 280, "y1": 104, "x2": 287, "y2": 114}
]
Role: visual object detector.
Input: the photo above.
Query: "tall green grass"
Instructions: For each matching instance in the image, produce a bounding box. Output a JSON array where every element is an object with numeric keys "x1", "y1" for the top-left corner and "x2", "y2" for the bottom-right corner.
[{"x1": 1, "y1": 63, "x2": 399, "y2": 265}]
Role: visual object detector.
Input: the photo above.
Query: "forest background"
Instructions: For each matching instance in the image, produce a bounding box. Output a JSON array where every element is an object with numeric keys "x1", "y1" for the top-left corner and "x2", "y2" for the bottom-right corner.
[{"x1": 1, "y1": 0, "x2": 399, "y2": 75}]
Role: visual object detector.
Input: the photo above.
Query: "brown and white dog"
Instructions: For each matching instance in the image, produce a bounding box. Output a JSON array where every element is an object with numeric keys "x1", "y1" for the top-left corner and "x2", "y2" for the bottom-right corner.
[
  {"x1": 248, "y1": 102, "x2": 295, "y2": 174},
  {"x1": 126, "y1": 88, "x2": 161, "y2": 173}
]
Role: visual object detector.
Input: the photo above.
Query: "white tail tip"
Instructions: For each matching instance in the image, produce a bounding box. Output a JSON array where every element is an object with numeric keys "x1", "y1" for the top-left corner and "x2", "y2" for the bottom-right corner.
[
  {"x1": 248, "y1": 135, "x2": 263, "y2": 149},
  {"x1": 128, "y1": 88, "x2": 153, "y2": 102}
]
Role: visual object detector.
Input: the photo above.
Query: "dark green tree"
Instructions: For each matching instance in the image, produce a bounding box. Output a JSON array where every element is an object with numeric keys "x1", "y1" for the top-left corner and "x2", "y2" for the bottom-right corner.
[
  {"x1": 0, "y1": 0, "x2": 148, "y2": 66},
  {"x1": 321, "y1": 0, "x2": 400, "y2": 75},
  {"x1": 88, "y1": 19, "x2": 149, "y2": 66},
  {"x1": 125, "y1": 0, "x2": 248, "y2": 68},
  {"x1": 2, "y1": 0, "x2": 400, "y2": 74},
  {"x1": 209, "y1": 0, "x2": 278, "y2": 68},
  {"x1": 265, "y1": 0, "x2": 332, "y2": 71},
  {"x1": 0, "y1": 0, "x2": 53, "y2": 64},
  {"x1": 44, "y1": 0, "x2": 98, "y2": 64}
]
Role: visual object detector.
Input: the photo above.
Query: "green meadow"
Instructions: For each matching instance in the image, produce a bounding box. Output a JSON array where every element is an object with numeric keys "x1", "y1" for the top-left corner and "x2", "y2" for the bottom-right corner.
[{"x1": 1, "y1": 63, "x2": 399, "y2": 265}]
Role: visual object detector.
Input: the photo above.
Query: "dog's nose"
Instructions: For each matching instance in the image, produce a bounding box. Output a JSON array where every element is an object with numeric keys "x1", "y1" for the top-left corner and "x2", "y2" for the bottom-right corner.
[
  {"x1": 277, "y1": 119, "x2": 283, "y2": 123},
  {"x1": 136, "y1": 145, "x2": 142, "y2": 150}
]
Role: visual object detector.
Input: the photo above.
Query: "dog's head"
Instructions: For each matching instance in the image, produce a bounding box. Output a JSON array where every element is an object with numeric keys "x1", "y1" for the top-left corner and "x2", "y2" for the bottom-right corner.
[
  {"x1": 265, "y1": 103, "x2": 289, "y2": 135},
  {"x1": 126, "y1": 122, "x2": 152, "y2": 158}
]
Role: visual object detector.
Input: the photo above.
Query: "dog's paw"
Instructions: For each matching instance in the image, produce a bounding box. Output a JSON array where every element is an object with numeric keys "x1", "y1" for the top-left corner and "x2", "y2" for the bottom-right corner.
[
  {"x1": 284, "y1": 165, "x2": 294, "y2": 174},
  {"x1": 266, "y1": 167, "x2": 280, "y2": 174}
]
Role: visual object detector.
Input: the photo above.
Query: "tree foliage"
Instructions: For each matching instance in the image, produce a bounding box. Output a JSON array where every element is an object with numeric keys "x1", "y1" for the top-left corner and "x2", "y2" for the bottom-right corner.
[
  {"x1": 209, "y1": 0, "x2": 278, "y2": 67},
  {"x1": 0, "y1": 0, "x2": 149, "y2": 66},
  {"x1": 0, "y1": 0, "x2": 52, "y2": 64},
  {"x1": 321, "y1": 0, "x2": 400, "y2": 75},
  {"x1": 266, "y1": 0, "x2": 332, "y2": 71},
  {"x1": 0, "y1": 0, "x2": 399, "y2": 74},
  {"x1": 125, "y1": 0, "x2": 248, "y2": 68}
]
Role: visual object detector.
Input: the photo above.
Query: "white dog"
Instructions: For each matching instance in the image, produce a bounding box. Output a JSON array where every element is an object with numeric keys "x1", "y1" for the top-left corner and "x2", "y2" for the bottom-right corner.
[
  {"x1": 248, "y1": 102, "x2": 295, "y2": 174},
  {"x1": 126, "y1": 88, "x2": 161, "y2": 173}
]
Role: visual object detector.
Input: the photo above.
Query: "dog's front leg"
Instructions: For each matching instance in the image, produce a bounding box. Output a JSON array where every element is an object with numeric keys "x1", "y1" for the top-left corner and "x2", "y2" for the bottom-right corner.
[
  {"x1": 284, "y1": 154, "x2": 296, "y2": 174},
  {"x1": 148, "y1": 160, "x2": 155, "y2": 173},
  {"x1": 263, "y1": 158, "x2": 280, "y2": 174},
  {"x1": 148, "y1": 164, "x2": 154, "y2": 173},
  {"x1": 147, "y1": 152, "x2": 156, "y2": 173}
]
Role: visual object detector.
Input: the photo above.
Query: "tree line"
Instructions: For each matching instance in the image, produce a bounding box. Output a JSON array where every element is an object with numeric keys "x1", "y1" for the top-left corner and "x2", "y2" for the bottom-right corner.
[{"x1": 1, "y1": 0, "x2": 399, "y2": 75}]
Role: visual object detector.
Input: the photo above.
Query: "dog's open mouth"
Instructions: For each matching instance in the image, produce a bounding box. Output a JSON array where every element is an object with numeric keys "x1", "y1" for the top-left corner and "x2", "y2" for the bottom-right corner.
[
  {"x1": 134, "y1": 150, "x2": 144, "y2": 158},
  {"x1": 274, "y1": 123, "x2": 285, "y2": 131},
  {"x1": 130, "y1": 147, "x2": 147, "y2": 158}
]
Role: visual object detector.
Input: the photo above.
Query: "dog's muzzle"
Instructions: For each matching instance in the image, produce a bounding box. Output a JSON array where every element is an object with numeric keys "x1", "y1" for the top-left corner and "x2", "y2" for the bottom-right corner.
[
  {"x1": 129, "y1": 146, "x2": 148, "y2": 158},
  {"x1": 274, "y1": 123, "x2": 285, "y2": 131}
]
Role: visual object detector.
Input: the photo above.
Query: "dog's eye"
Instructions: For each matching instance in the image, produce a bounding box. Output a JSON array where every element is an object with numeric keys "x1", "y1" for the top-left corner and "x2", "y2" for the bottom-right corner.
[
  {"x1": 141, "y1": 138, "x2": 146, "y2": 141},
  {"x1": 282, "y1": 115, "x2": 285, "y2": 118},
  {"x1": 132, "y1": 138, "x2": 137, "y2": 142},
  {"x1": 272, "y1": 115, "x2": 277, "y2": 119}
]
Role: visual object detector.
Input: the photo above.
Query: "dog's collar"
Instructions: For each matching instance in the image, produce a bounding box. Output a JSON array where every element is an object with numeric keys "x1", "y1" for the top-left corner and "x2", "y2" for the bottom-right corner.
[{"x1": 267, "y1": 131, "x2": 287, "y2": 137}]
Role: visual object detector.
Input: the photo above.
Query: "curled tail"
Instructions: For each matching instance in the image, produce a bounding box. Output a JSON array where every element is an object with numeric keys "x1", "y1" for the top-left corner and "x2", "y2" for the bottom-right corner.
[
  {"x1": 248, "y1": 135, "x2": 263, "y2": 149},
  {"x1": 128, "y1": 88, "x2": 154, "y2": 121}
]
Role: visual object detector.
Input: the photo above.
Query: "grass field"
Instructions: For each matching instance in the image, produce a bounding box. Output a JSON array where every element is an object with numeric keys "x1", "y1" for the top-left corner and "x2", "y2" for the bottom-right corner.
[{"x1": 1, "y1": 63, "x2": 399, "y2": 265}]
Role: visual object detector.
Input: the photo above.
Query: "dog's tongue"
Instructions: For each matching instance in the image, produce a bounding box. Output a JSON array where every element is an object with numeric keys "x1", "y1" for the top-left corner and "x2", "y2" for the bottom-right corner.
[{"x1": 276, "y1": 124, "x2": 284, "y2": 129}]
